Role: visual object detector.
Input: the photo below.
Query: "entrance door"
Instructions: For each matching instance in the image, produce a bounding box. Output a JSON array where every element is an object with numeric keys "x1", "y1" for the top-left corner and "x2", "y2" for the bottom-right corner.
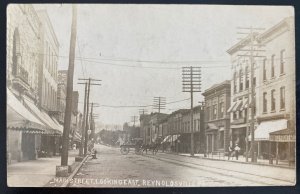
[{"x1": 21, "y1": 133, "x2": 35, "y2": 160}]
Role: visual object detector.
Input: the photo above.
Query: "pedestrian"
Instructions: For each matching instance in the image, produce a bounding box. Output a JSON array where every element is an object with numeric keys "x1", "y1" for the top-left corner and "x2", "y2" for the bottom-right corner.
[
  {"x1": 228, "y1": 145, "x2": 233, "y2": 160},
  {"x1": 91, "y1": 148, "x2": 97, "y2": 159},
  {"x1": 234, "y1": 144, "x2": 241, "y2": 160}
]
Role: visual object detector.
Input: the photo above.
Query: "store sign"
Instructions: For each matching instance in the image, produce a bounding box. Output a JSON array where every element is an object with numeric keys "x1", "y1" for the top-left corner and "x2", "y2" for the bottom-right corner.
[{"x1": 270, "y1": 134, "x2": 296, "y2": 142}]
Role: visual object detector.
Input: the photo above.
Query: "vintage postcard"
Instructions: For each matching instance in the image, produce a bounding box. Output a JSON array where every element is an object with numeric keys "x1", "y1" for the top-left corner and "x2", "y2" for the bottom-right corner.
[{"x1": 6, "y1": 4, "x2": 296, "y2": 187}]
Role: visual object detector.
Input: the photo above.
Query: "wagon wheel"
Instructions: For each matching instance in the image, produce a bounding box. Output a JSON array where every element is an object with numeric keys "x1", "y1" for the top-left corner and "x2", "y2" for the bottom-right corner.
[
  {"x1": 135, "y1": 147, "x2": 142, "y2": 155},
  {"x1": 120, "y1": 147, "x2": 129, "y2": 155}
]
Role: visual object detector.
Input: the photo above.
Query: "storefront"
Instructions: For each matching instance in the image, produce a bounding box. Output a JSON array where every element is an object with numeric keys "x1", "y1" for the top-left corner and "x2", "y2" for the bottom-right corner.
[{"x1": 7, "y1": 89, "x2": 46, "y2": 163}]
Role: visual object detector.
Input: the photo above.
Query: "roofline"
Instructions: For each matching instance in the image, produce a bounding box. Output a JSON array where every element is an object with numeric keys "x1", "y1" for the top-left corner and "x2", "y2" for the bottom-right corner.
[
  {"x1": 202, "y1": 80, "x2": 231, "y2": 96},
  {"x1": 36, "y1": 9, "x2": 60, "y2": 48}
]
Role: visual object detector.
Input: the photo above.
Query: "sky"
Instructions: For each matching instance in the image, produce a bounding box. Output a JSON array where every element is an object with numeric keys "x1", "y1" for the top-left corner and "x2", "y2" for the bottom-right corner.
[{"x1": 34, "y1": 4, "x2": 294, "y2": 128}]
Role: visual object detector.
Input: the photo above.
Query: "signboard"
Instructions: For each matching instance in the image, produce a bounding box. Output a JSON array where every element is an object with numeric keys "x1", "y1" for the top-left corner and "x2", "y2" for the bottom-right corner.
[{"x1": 269, "y1": 134, "x2": 296, "y2": 142}]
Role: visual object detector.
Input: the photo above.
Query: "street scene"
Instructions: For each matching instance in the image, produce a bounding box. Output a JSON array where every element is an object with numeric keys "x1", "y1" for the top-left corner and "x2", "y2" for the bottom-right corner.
[{"x1": 6, "y1": 4, "x2": 296, "y2": 187}]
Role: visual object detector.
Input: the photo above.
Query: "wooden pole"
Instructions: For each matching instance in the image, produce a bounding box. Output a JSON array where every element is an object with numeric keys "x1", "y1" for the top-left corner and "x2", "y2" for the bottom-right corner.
[{"x1": 61, "y1": 5, "x2": 77, "y2": 166}]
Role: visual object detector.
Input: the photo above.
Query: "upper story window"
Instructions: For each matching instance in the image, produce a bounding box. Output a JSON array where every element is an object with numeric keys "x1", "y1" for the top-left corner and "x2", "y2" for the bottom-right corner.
[
  {"x1": 219, "y1": 101, "x2": 224, "y2": 118},
  {"x1": 263, "y1": 58, "x2": 267, "y2": 81},
  {"x1": 263, "y1": 92, "x2": 267, "y2": 113},
  {"x1": 239, "y1": 69, "x2": 244, "y2": 91},
  {"x1": 245, "y1": 66, "x2": 249, "y2": 89},
  {"x1": 213, "y1": 104, "x2": 217, "y2": 120},
  {"x1": 280, "y1": 49, "x2": 285, "y2": 75},
  {"x1": 271, "y1": 55, "x2": 275, "y2": 78},
  {"x1": 280, "y1": 86, "x2": 285, "y2": 110},
  {"x1": 271, "y1": 89, "x2": 276, "y2": 112},
  {"x1": 233, "y1": 72, "x2": 237, "y2": 93},
  {"x1": 206, "y1": 106, "x2": 210, "y2": 121}
]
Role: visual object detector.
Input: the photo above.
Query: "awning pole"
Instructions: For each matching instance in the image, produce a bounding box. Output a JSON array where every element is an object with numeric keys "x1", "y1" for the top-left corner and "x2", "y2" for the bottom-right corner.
[{"x1": 276, "y1": 142, "x2": 279, "y2": 165}]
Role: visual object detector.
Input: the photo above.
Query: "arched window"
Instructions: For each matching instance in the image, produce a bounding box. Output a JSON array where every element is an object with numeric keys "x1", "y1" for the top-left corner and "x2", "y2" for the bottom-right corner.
[{"x1": 12, "y1": 28, "x2": 21, "y2": 75}]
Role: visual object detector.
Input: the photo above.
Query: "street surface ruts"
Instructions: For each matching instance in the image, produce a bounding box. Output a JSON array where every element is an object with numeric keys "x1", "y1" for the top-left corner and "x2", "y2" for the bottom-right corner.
[{"x1": 67, "y1": 144, "x2": 295, "y2": 187}]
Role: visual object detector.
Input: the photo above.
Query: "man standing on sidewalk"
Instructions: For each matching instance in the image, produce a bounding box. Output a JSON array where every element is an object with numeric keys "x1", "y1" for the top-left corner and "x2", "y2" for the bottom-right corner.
[{"x1": 234, "y1": 144, "x2": 241, "y2": 160}]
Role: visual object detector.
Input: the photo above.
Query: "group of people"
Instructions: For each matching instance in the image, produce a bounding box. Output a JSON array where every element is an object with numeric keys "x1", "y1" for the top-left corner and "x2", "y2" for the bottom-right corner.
[{"x1": 228, "y1": 143, "x2": 241, "y2": 160}]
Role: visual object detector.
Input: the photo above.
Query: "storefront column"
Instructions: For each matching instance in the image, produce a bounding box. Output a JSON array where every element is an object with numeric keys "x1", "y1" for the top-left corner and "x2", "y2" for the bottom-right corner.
[
  {"x1": 276, "y1": 142, "x2": 279, "y2": 165},
  {"x1": 212, "y1": 134, "x2": 214, "y2": 153},
  {"x1": 206, "y1": 135, "x2": 209, "y2": 154}
]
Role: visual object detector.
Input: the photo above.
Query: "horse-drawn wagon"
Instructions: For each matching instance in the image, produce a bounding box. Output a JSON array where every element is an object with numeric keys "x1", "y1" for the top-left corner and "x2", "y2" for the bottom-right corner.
[{"x1": 120, "y1": 138, "x2": 143, "y2": 155}]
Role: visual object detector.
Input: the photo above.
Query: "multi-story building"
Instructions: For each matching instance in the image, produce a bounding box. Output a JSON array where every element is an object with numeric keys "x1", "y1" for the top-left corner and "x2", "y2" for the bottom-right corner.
[
  {"x1": 227, "y1": 17, "x2": 295, "y2": 163},
  {"x1": 7, "y1": 4, "x2": 41, "y2": 100},
  {"x1": 57, "y1": 70, "x2": 67, "y2": 124},
  {"x1": 139, "y1": 114, "x2": 151, "y2": 143},
  {"x1": 36, "y1": 10, "x2": 59, "y2": 113},
  {"x1": 227, "y1": 32, "x2": 260, "y2": 154},
  {"x1": 202, "y1": 80, "x2": 231, "y2": 154},
  {"x1": 148, "y1": 113, "x2": 168, "y2": 144},
  {"x1": 254, "y1": 17, "x2": 295, "y2": 162}
]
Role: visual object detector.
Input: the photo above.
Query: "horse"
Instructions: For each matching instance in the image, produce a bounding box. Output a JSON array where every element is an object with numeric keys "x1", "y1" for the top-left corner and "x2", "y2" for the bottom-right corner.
[{"x1": 141, "y1": 142, "x2": 161, "y2": 155}]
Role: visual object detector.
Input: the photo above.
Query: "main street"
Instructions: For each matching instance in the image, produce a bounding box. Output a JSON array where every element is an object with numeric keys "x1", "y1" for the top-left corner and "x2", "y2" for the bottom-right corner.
[{"x1": 67, "y1": 144, "x2": 295, "y2": 187}]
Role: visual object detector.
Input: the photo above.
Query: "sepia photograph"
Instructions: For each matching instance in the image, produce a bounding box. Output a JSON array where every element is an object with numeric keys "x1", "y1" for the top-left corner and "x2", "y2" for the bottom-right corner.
[{"x1": 6, "y1": 4, "x2": 296, "y2": 187}]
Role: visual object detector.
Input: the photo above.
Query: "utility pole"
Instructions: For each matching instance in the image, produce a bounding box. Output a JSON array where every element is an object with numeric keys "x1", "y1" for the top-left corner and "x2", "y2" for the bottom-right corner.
[
  {"x1": 182, "y1": 66, "x2": 201, "y2": 156},
  {"x1": 60, "y1": 5, "x2": 77, "y2": 167},
  {"x1": 199, "y1": 101, "x2": 205, "y2": 155},
  {"x1": 139, "y1": 108, "x2": 148, "y2": 115},
  {"x1": 153, "y1": 97, "x2": 166, "y2": 113},
  {"x1": 78, "y1": 78, "x2": 101, "y2": 156},
  {"x1": 131, "y1": 115, "x2": 139, "y2": 127},
  {"x1": 78, "y1": 82, "x2": 87, "y2": 157},
  {"x1": 237, "y1": 26, "x2": 265, "y2": 163}
]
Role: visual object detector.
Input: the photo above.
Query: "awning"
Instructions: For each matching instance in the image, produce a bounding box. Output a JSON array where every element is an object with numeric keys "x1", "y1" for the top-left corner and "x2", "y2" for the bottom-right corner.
[
  {"x1": 172, "y1": 134, "x2": 180, "y2": 142},
  {"x1": 240, "y1": 98, "x2": 248, "y2": 110},
  {"x1": 249, "y1": 119, "x2": 288, "y2": 141},
  {"x1": 23, "y1": 98, "x2": 62, "y2": 135},
  {"x1": 162, "y1": 135, "x2": 171, "y2": 143},
  {"x1": 219, "y1": 127, "x2": 225, "y2": 131},
  {"x1": 269, "y1": 129, "x2": 295, "y2": 142},
  {"x1": 207, "y1": 123, "x2": 218, "y2": 130},
  {"x1": 232, "y1": 100, "x2": 243, "y2": 112},
  {"x1": 73, "y1": 131, "x2": 82, "y2": 142},
  {"x1": 227, "y1": 101, "x2": 237, "y2": 113},
  {"x1": 7, "y1": 89, "x2": 46, "y2": 132}
]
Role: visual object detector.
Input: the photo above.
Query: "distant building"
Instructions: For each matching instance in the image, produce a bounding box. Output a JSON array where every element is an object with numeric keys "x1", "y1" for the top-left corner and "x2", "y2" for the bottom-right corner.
[{"x1": 202, "y1": 80, "x2": 231, "y2": 154}]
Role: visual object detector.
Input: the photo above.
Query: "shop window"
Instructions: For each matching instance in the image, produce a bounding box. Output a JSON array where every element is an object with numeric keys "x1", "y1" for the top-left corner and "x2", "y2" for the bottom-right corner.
[{"x1": 239, "y1": 69, "x2": 244, "y2": 91}]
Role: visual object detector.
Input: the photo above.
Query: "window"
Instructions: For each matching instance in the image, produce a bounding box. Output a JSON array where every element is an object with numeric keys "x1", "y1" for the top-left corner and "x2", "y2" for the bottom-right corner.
[
  {"x1": 245, "y1": 66, "x2": 249, "y2": 89},
  {"x1": 233, "y1": 111, "x2": 237, "y2": 120},
  {"x1": 194, "y1": 120, "x2": 196, "y2": 131},
  {"x1": 280, "y1": 50, "x2": 285, "y2": 74},
  {"x1": 253, "y1": 77, "x2": 256, "y2": 87},
  {"x1": 219, "y1": 131, "x2": 224, "y2": 149},
  {"x1": 233, "y1": 72, "x2": 237, "y2": 93},
  {"x1": 263, "y1": 92, "x2": 267, "y2": 113},
  {"x1": 280, "y1": 87, "x2": 285, "y2": 110},
  {"x1": 213, "y1": 104, "x2": 217, "y2": 120},
  {"x1": 219, "y1": 102, "x2": 224, "y2": 118},
  {"x1": 239, "y1": 69, "x2": 244, "y2": 91},
  {"x1": 263, "y1": 58, "x2": 267, "y2": 81},
  {"x1": 271, "y1": 89, "x2": 276, "y2": 112},
  {"x1": 12, "y1": 28, "x2": 21, "y2": 76},
  {"x1": 198, "y1": 119, "x2": 200, "y2": 131},
  {"x1": 206, "y1": 106, "x2": 210, "y2": 121},
  {"x1": 271, "y1": 55, "x2": 275, "y2": 78},
  {"x1": 187, "y1": 122, "x2": 190, "y2": 132}
]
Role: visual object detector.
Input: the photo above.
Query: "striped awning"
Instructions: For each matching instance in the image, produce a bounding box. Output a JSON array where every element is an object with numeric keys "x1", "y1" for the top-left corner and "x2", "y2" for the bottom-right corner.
[
  {"x1": 227, "y1": 101, "x2": 237, "y2": 113},
  {"x1": 7, "y1": 88, "x2": 46, "y2": 133}
]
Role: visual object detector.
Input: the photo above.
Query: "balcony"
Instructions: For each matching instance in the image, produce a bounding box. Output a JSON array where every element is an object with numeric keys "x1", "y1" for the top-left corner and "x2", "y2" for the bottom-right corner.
[
  {"x1": 231, "y1": 117, "x2": 246, "y2": 125},
  {"x1": 12, "y1": 65, "x2": 30, "y2": 92}
]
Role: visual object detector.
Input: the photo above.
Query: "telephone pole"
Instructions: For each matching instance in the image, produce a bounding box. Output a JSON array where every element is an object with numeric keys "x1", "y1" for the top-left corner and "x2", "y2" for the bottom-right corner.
[
  {"x1": 78, "y1": 78, "x2": 101, "y2": 156},
  {"x1": 131, "y1": 115, "x2": 139, "y2": 127},
  {"x1": 139, "y1": 108, "x2": 148, "y2": 115},
  {"x1": 237, "y1": 26, "x2": 265, "y2": 163},
  {"x1": 60, "y1": 5, "x2": 77, "y2": 167},
  {"x1": 153, "y1": 97, "x2": 166, "y2": 113},
  {"x1": 182, "y1": 66, "x2": 201, "y2": 156},
  {"x1": 78, "y1": 82, "x2": 87, "y2": 157},
  {"x1": 89, "y1": 102, "x2": 99, "y2": 141}
]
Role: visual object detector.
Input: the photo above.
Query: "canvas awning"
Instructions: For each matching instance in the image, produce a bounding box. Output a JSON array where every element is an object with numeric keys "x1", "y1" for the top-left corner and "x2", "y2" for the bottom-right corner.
[
  {"x1": 227, "y1": 101, "x2": 237, "y2": 113},
  {"x1": 249, "y1": 119, "x2": 288, "y2": 141},
  {"x1": 23, "y1": 98, "x2": 63, "y2": 135},
  {"x1": 219, "y1": 127, "x2": 225, "y2": 131},
  {"x1": 162, "y1": 135, "x2": 171, "y2": 143},
  {"x1": 207, "y1": 123, "x2": 218, "y2": 130},
  {"x1": 7, "y1": 89, "x2": 46, "y2": 132},
  {"x1": 232, "y1": 100, "x2": 243, "y2": 112}
]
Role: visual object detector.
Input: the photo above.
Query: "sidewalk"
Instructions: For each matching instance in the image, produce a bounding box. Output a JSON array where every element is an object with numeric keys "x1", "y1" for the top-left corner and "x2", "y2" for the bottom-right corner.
[
  {"x1": 162, "y1": 151, "x2": 294, "y2": 169},
  {"x1": 7, "y1": 149, "x2": 79, "y2": 187}
]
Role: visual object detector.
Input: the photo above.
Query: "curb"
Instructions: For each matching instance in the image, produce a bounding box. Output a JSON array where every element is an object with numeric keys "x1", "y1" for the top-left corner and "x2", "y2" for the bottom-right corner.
[
  {"x1": 161, "y1": 152, "x2": 295, "y2": 169},
  {"x1": 60, "y1": 155, "x2": 90, "y2": 187}
]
